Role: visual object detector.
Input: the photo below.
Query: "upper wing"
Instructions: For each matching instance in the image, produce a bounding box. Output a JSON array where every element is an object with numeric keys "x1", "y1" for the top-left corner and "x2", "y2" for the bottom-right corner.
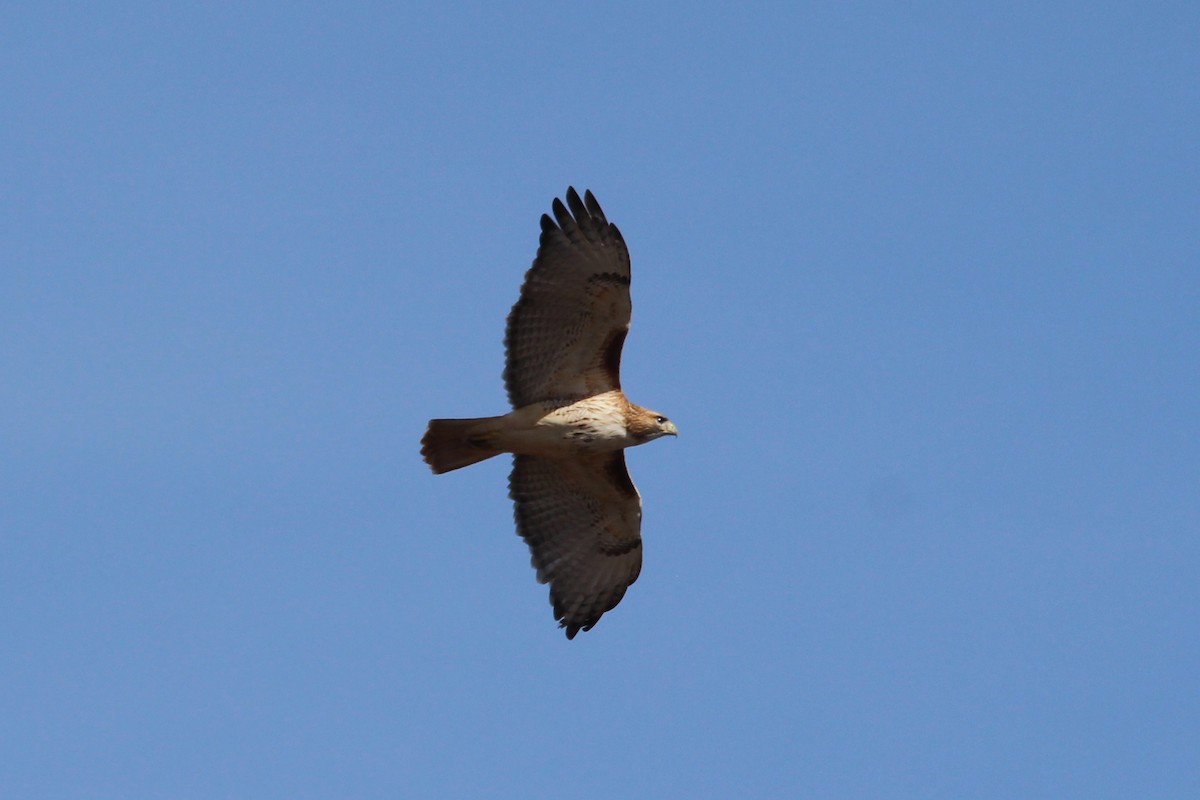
[
  {"x1": 508, "y1": 452, "x2": 643, "y2": 638},
  {"x1": 504, "y1": 188, "x2": 632, "y2": 407}
]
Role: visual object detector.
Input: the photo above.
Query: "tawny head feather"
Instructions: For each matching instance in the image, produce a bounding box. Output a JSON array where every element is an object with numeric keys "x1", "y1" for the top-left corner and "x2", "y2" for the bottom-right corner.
[{"x1": 626, "y1": 406, "x2": 679, "y2": 442}]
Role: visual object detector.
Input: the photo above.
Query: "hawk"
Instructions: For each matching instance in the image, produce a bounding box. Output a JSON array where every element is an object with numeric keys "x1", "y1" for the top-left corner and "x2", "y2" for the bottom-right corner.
[{"x1": 421, "y1": 187, "x2": 677, "y2": 638}]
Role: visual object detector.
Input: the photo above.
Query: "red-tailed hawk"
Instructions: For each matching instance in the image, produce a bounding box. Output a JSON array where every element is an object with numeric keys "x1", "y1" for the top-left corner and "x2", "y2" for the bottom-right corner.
[{"x1": 421, "y1": 188, "x2": 677, "y2": 638}]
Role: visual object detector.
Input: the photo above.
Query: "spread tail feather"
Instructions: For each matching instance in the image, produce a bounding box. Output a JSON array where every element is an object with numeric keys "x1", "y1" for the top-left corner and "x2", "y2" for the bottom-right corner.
[{"x1": 421, "y1": 417, "x2": 504, "y2": 474}]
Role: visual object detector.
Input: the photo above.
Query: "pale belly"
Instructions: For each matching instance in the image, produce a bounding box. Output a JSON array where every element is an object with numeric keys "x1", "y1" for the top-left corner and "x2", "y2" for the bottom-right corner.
[{"x1": 494, "y1": 394, "x2": 633, "y2": 457}]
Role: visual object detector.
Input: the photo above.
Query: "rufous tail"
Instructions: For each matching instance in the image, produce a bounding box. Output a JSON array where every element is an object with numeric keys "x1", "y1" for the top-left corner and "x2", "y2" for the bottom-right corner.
[{"x1": 420, "y1": 417, "x2": 504, "y2": 474}]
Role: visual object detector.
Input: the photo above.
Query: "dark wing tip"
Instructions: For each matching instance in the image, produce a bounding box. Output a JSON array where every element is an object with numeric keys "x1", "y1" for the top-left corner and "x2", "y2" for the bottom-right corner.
[
  {"x1": 582, "y1": 189, "x2": 607, "y2": 223},
  {"x1": 550, "y1": 187, "x2": 611, "y2": 234},
  {"x1": 551, "y1": 197, "x2": 571, "y2": 228},
  {"x1": 565, "y1": 186, "x2": 588, "y2": 220},
  {"x1": 561, "y1": 618, "x2": 596, "y2": 640}
]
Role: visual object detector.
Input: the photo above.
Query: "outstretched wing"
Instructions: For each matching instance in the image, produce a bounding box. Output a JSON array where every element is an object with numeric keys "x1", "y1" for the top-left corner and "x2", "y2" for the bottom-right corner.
[
  {"x1": 504, "y1": 188, "x2": 632, "y2": 408},
  {"x1": 508, "y1": 452, "x2": 643, "y2": 638}
]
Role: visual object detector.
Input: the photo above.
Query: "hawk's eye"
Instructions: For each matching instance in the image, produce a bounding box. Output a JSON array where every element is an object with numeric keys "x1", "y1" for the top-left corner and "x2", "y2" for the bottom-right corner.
[{"x1": 655, "y1": 416, "x2": 667, "y2": 424}]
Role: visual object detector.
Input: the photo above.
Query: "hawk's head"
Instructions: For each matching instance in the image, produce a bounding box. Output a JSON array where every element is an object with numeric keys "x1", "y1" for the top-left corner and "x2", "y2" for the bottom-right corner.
[{"x1": 627, "y1": 407, "x2": 678, "y2": 443}]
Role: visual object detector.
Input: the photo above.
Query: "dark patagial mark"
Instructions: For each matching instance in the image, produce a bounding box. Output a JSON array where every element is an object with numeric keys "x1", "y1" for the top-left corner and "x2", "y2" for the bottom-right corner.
[
  {"x1": 600, "y1": 327, "x2": 627, "y2": 386},
  {"x1": 600, "y1": 537, "x2": 642, "y2": 557},
  {"x1": 590, "y1": 272, "x2": 631, "y2": 287},
  {"x1": 605, "y1": 452, "x2": 638, "y2": 499}
]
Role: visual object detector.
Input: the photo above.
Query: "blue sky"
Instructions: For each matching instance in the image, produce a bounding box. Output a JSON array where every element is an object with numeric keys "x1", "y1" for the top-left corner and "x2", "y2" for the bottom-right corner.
[{"x1": 3, "y1": 2, "x2": 1197, "y2": 797}]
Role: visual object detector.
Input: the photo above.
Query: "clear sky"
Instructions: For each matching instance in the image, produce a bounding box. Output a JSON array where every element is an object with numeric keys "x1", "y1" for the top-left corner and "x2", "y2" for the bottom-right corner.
[{"x1": 3, "y1": 2, "x2": 1197, "y2": 798}]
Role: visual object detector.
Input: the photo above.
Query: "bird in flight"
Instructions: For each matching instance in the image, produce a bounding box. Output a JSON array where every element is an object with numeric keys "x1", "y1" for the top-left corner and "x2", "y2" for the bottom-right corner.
[{"x1": 421, "y1": 187, "x2": 677, "y2": 638}]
